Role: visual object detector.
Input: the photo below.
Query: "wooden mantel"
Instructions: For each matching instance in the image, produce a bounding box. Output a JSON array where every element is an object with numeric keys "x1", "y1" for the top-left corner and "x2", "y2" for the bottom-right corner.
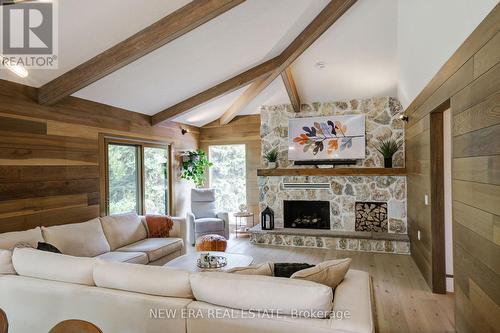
[{"x1": 257, "y1": 168, "x2": 407, "y2": 177}]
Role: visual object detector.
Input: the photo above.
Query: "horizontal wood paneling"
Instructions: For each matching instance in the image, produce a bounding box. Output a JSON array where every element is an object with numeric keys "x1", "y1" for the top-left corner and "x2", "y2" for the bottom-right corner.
[
  {"x1": 452, "y1": 61, "x2": 500, "y2": 115},
  {"x1": 0, "y1": 205, "x2": 100, "y2": 233},
  {"x1": 453, "y1": 90, "x2": 500, "y2": 136},
  {"x1": 453, "y1": 180, "x2": 500, "y2": 216},
  {"x1": 454, "y1": 223, "x2": 500, "y2": 276},
  {"x1": 453, "y1": 244, "x2": 500, "y2": 306},
  {"x1": 453, "y1": 200, "x2": 500, "y2": 246},
  {"x1": 453, "y1": 155, "x2": 500, "y2": 185},
  {"x1": 0, "y1": 116, "x2": 47, "y2": 134},
  {"x1": 0, "y1": 194, "x2": 88, "y2": 219},
  {"x1": 0, "y1": 179, "x2": 100, "y2": 201},
  {"x1": 0, "y1": 79, "x2": 198, "y2": 232},
  {"x1": 404, "y1": 5, "x2": 500, "y2": 330},
  {"x1": 473, "y1": 31, "x2": 500, "y2": 78},
  {"x1": 0, "y1": 130, "x2": 97, "y2": 151},
  {"x1": 453, "y1": 123, "x2": 500, "y2": 158},
  {"x1": 0, "y1": 165, "x2": 99, "y2": 183}
]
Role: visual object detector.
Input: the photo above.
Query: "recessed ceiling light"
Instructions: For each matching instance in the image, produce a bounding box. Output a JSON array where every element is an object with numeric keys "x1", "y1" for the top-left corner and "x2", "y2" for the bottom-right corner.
[
  {"x1": 315, "y1": 61, "x2": 326, "y2": 69},
  {"x1": 1, "y1": 56, "x2": 29, "y2": 78}
]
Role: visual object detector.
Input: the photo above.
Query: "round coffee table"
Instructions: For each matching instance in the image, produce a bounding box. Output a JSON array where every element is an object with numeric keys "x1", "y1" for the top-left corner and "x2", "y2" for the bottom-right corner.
[{"x1": 164, "y1": 251, "x2": 254, "y2": 273}]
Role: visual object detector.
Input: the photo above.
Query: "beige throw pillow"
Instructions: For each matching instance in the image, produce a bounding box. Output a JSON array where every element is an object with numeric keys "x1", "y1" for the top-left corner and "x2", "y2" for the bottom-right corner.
[
  {"x1": 226, "y1": 262, "x2": 273, "y2": 276},
  {"x1": 291, "y1": 258, "x2": 351, "y2": 289}
]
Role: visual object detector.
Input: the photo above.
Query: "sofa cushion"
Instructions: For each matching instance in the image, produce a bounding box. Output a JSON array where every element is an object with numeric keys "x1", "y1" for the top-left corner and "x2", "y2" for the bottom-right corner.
[
  {"x1": 94, "y1": 260, "x2": 193, "y2": 298},
  {"x1": 291, "y1": 258, "x2": 351, "y2": 289},
  {"x1": 190, "y1": 272, "x2": 333, "y2": 316},
  {"x1": 12, "y1": 248, "x2": 95, "y2": 286},
  {"x1": 0, "y1": 227, "x2": 44, "y2": 250},
  {"x1": 100, "y1": 213, "x2": 147, "y2": 250},
  {"x1": 194, "y1": 218, "x2": 224, "y2": 233},
  {"x1": 42, "y1": 218, "x2": 111, "y2": 257},
  {"x1": 95, "y1": 251, "x2": 148, "y2": 265},
  {"x1": 226, "y1": 262, "x2": 273, "y2": 276},
  {"x1": 0, "y1": 249, "x2": 15, "y2": 275},
  {"x1": 117, "y1": 238, "x2": 183, "y2": 262},
  {"x1": 191, "y1": 189, "x2": 217, "y2": 218}
]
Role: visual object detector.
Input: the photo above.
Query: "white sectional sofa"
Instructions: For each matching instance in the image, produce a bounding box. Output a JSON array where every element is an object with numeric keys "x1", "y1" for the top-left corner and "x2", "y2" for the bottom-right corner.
[
  {"x1": 0, "y1": 213, "x2": 186, "y2": 266},
  {"x1": 0, "y1": 248, "x2": 375, "y2": 333}
]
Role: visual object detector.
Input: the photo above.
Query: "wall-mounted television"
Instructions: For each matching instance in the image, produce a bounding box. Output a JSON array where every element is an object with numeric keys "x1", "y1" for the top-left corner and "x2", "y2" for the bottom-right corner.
[{"x1": 288, "y1": 114, "x2": 365, "y2": 161}]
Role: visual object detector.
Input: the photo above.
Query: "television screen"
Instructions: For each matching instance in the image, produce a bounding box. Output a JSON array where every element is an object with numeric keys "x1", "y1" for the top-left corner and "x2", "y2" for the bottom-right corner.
[{"x1": 288, "y1": 114, "x2": 365, "y2": 161}]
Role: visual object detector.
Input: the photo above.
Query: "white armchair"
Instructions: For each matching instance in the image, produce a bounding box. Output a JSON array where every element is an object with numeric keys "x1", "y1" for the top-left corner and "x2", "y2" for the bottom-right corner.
[{"x1": 187, "y1": 188, "x2": 230, "y2": 245}]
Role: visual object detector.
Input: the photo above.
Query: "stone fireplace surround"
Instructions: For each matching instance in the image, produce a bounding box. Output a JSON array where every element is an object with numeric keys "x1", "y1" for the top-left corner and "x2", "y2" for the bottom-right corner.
[
  {"x1": 251, "y1": 175, "x2": 409, "y2": 254},
  {"x1": 250, "y1": 97, "x2": 410, "y2": 254}
]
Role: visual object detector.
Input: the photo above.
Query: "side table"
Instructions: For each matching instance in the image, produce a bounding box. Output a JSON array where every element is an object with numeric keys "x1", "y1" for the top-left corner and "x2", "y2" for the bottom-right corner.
[{"x1": 233, "y1": 212, "x2": 255, "y2": 238}]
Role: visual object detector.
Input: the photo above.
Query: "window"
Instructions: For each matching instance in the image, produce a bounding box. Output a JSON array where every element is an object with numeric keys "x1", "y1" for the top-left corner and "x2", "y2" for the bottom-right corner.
[
  {"x1": 209, "y1": 144, "x2": 246, "y2": 215},
  {"x1": 104, "y1": 137, "x2": 170, "y2": 216}
]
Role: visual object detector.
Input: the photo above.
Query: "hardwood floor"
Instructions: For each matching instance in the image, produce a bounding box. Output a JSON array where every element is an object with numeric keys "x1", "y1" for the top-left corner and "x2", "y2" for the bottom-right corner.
[{"x1": 190, "y1": 235, "x2": 455, "y2": 333}]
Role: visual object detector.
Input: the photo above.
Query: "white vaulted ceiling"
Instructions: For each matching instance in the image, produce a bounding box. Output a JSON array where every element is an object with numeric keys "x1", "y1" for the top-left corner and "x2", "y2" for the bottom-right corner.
[{"x1": 7, "y1": 0, "x2": 485, "y2": 127}]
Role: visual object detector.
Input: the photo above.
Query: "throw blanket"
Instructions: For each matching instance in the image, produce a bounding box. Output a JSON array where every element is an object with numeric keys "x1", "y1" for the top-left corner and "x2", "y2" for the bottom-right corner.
[{"x1": 145, "y1": 215, "x2": 174, "y2": 238}]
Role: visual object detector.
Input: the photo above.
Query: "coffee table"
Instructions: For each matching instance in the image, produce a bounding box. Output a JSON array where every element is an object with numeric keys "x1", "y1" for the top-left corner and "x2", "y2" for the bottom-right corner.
[{"x1": 165, "y1": 251, "x2": 254, "y2": 273}]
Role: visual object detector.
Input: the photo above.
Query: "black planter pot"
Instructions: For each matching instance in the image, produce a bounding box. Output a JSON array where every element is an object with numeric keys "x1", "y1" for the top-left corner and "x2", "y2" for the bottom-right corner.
[{"x1": 384, "y1": 157, "x2": 393, "y2": 168}]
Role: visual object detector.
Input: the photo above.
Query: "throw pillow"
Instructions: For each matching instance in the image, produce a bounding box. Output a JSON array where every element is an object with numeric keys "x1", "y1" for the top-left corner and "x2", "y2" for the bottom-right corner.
[
  {"x1": 145, "y1": 215, "x2": 174, "y2": 238},
  {"x1": 37, "y1": 242, "x2": 61, "y2": 254},
  {"x1": 274, "y1": 263, "x2": 315, "y2": 278},
  {"x1": 291, "y1": 258, "x2": 351, "y2": 289},
  {"x1": 0, "y1": 249, "x2": 16, "y2": 275},
  {"x1": 226, "y1": 262, "x2": 274, "y2": 276}
]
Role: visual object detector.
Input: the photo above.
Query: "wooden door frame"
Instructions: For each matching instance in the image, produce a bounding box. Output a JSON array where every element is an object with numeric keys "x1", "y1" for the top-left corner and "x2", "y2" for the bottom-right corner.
[{"x1": 429, "y1": 99, "x2": 450, "y2": 294}]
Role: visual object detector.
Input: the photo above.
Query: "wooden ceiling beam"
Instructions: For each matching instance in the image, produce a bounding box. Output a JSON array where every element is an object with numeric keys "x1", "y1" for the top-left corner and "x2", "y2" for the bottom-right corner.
[
  {"x1": 281, "y1": 66, "x2": 301, "y2": 112},
  {"x1": 37, "y1": 0, "x2": 246, "y2": 105},
  {"x1": 219, "y1": 0, "x2": 357, "y2": 125}
]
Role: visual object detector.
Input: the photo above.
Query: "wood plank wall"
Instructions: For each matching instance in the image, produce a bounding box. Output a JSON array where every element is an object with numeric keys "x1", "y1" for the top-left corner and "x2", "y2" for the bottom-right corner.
[
  {"x1": 199, "y1": 115, "x2": 261, "y2": 219},
  {"x1": 0, "y1": 80, "x2": 199, "y2": 233},
  {"x1": 405, "y1": 4, "x2": 499, "y2": 332}
]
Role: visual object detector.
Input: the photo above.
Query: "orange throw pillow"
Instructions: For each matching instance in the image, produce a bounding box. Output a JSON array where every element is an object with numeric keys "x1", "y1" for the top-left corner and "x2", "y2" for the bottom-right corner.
[{"x1": 145, "y1": 215, "x2": 173, "y2": 238}]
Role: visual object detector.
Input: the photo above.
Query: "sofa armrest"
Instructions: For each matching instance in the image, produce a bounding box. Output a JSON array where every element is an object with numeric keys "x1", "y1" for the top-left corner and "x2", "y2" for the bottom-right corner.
[
  {"x1": 186, "y1": 212, "x2": 196, "y2": 246},
  {"x1": 216, "y1": 211, "x2": 230, "y2": 239},
  {"x1": 329, "y1": 269, "x2": 375, "y2": 333}
]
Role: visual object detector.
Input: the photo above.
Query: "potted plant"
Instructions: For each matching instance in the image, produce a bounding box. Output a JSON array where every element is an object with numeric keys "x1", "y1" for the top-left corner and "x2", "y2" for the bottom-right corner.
[
  {"x1": 376, "y1": 139, "x2": 402, "y2": 168},
  {"x1": 264, "y1": 148, "x2": 279, "y2": 169},
  {"x1": 181, "y1": 149, "x2": 213, "y2": 187}
]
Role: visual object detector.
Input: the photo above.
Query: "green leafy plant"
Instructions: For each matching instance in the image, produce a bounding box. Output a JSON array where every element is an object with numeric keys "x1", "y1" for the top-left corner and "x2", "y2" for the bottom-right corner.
[
  {"x1": 375, "y1": 139, "x2": 403, "y2": 158},
  {"x1": 181, "y1": 150, "x2": 213, "y2": 188},
  {"x1": 264, "y1": 148, "x2": 279, "y2": 163}
]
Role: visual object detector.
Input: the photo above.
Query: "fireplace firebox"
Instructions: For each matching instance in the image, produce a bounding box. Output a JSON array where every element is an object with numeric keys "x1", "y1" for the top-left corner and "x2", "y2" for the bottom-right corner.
[{"x1": 283, "y1": 200, "x2": 330, "y2": 229}]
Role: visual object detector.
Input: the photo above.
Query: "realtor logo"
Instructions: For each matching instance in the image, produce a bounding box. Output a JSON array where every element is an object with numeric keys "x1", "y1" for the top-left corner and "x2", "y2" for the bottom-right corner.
[{"x1": 0, "y1": 0, "x2": 58, "y2": 69}]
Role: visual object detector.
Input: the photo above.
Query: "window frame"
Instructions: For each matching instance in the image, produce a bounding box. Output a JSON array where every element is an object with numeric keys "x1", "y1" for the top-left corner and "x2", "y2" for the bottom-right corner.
[
  {"x1": 207, "y1": 143, "x2": 248, "y2": 212},
  {"x1": 99, "y1": 134, "x2": 173, "y2": 217}
]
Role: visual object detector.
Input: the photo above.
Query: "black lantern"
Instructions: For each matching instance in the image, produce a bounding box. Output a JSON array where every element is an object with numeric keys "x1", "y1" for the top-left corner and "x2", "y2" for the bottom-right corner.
[{"x1": 260, "y1": 206, "x2": 275, "y2": 230}]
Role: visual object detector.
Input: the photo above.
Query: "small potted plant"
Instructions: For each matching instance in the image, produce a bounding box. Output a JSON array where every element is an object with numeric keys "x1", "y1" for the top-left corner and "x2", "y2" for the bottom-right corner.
[
  {"x1": 264, "y1": 148, "x2": 279, "y2": 169},
  {"x1": 376, "y1": 139, "x2": 402, "y2": 168},
  {"x1": 181, "y1": 149, "x2": 213, "y2": 187}
]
